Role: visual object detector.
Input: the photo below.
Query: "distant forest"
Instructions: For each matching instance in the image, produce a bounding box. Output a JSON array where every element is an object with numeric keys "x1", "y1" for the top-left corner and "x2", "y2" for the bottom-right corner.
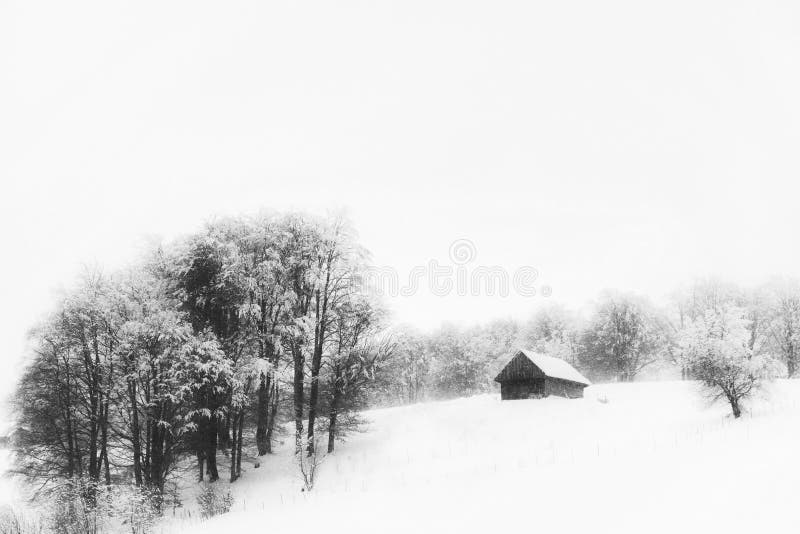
[{"x1": 391, "y1": 276, "x2": 797, "y2": 403}]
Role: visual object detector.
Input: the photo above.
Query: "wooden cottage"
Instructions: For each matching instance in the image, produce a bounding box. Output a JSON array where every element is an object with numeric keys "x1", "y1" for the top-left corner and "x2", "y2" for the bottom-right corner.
[{"x1": 494, "y1": 349, "x2": 590, "y2": 400}]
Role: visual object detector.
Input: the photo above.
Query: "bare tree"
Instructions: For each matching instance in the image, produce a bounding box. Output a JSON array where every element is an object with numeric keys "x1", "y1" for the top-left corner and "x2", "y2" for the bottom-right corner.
[{"x1": 297, "y1": 436, "x2": 324, "y2": 492}]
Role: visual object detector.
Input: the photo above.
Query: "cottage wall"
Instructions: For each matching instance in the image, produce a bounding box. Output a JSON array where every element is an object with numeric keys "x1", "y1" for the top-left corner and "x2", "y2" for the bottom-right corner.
[
  {"x1": 500, "y1": 379, "x2": 545, "y2": 400},
  {"x1": 544, "y1": 378, "x2": 585, "y2": 398}
]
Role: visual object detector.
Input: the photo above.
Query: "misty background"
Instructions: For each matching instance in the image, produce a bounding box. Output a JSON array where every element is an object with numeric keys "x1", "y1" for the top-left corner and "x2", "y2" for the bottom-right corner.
[{"x1": 3, "y1": 0, "x2": 800, "y2": 407}]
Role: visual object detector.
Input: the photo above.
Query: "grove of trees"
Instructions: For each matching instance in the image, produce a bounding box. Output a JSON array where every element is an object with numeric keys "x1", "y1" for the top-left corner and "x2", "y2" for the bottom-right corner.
[{"x1": 12, "y1": 212, "x2": 394, "y2": 525}]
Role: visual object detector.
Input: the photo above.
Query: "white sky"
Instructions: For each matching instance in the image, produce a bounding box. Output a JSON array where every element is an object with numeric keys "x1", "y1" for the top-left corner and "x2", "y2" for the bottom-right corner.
[{"x1": 2, "y1": 0, "x2": 800, "y2": 401}]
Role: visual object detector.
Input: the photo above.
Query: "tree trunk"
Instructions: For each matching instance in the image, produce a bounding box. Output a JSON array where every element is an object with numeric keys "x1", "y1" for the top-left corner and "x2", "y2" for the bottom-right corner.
[
  {"x1": 65, "y1": 410, "x2": 77, "y2": 478},
  {"x1": 205, "y1": 423, "x2": 219, "y2": 482},
  {"x1": 265, "y1": 382, "x2": 279, "y2": 454},
  {"x1": 88, "y1": 329, "x2": 102, "y2": 483},
  {"x1": 255, "y1": 372, "x2": 270, "y2": 455},
  {"x1": 292, "y1": 342, "x2": 305, "y2": 454},
  {"x1": 62, "y1": 363, "x2": 78, "y2": 478},
  {"x1": 307, "y1": 267, "x2": 332, "y2": 456},
  {"x1": 128, "y1": 380, "x2": 143, "y2": 486},
  {"x1": 88, "y1": 382, "x2": 99, "y2": 481},
  {"x1": 236, "y1": 409, "x2": 244, "y2": 477},
  {"x1": 730, "y1": 397, "x2": 742, "y2": 418},
  {"x1": 100, "y1": 423, "x2": 111, "y2": 485},
  {"x1": 99, "y1": 395, "x2": 111, "y2": 486},
  {"x1": 306, "y1": 339, "x2": 324, "y2": 455},
  {"x1": 327, "y1": 411, "x2": 337, "y2": 454},
  {"x1": 196, "y1": 451, "x2": 205, "y2": 482},
  {"x1": 144, "y1": 376, "x2": 153, "y2": 485},
  {"x1": 150, "y1": 424, "x2": 164, "y2": 489},
  {"x1": 327, "y1": 368, "x2": 342, "y2": 454},
  {"x1": 230, "y1": 409, "x2": 239, "y2": 483},
  {"x1": 228, "y1": 407, "x2": 246, "y2": 483},
  {"x1": 218, "y1": 410, "x2": 231, "y2": 451}
]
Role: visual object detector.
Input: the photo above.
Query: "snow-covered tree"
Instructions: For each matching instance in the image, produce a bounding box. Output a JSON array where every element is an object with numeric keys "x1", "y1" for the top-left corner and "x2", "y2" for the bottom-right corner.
[
  {"x1": 323, "y1": 296, "x2": 392, "y2": 453},
  {"x1": 678, "y1": 306, "x2": 782, "y2": 418},
  {"x1": 580, "y1": 292, "x2": 670, "y2": 382},
  {"x1": 167, "y1": 220, "x2": 251, "y2": 477},
  {"x1": 763, "y1": 278, "x2": 800, "y2": 377},
  {"x1": 426, "y1": 324, "x2": 488, "y2": 398},
  {"x1": 304, "y1": 215, "x2": 367, "y2": 456},
  {"x1": 13, "y1": 264, "x2": 201, "y2": 503},
  {"x1": 179, "y1": 332, "x2": 231, "y2": 482},
  {"x1": 228, "y1": 215, "x2": 295, "y2": 456},
  {"x1": 13, "y1": 268, "x2": 124, "y2": 502},
  {"x1": 114, "y1": 267, "x2": 196, "y2": 495},
  {"x1": 388, "y1": 327, "x2": 430, "y2": 403},
  {"x1": 519, "y1": 304, "x2": 581, "y2": 367}
]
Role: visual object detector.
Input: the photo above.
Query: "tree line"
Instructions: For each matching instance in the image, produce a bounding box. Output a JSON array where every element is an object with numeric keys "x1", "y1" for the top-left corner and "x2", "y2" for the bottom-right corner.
[
  {"x1": 384, "y1": 278, "x2": 799, "y2": 417},
  {"x1": 12, "y1": 212, "x2": 393, "y2": 516}
]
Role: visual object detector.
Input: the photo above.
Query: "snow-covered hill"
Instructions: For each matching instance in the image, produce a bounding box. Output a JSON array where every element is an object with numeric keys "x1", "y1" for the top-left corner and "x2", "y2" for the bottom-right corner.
[{"x1": 164, "y1": 381, "x2": 800, "y2": 533}]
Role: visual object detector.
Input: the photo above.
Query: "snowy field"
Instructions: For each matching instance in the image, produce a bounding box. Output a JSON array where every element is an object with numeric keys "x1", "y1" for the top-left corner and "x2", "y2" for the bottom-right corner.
[{"x1": 153, "y1": 381, "x2": 800, "y2": 534}]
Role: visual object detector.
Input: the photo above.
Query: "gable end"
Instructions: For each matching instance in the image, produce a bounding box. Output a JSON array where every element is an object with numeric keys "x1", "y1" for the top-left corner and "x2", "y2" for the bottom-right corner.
[{"x1": 494, "y1": 351, "x2": 545, "y2": 382}]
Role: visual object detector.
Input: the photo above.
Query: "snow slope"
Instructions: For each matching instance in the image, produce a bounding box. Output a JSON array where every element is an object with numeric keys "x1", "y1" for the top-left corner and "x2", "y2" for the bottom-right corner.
[{"x1": 161, "y1": 382, "x2": 800, "y2": 533}]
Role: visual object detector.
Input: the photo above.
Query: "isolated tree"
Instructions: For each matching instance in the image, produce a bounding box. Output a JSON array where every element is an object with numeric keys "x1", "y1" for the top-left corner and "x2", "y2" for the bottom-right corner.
[
  {"x1": 679, "y1": 306, "x2": 781, "y2": 417},
  {"x1": 671, "y1": 279, "x2": 743, "y2": 378},
  {"x1": 581, "y1": 292, "x2": 669, "y2": 381}
]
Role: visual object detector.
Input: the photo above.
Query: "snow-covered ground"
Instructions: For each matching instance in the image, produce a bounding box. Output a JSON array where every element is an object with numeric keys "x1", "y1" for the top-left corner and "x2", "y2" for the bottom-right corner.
[{"x1": 156, "y1": 381, "x2": 800, "y2": 534}]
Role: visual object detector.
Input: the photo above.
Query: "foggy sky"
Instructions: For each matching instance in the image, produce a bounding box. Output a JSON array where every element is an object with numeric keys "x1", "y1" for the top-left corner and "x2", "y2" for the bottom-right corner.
[{"x1": 2, "y1": 0, "x2": 800, "y2": 401}]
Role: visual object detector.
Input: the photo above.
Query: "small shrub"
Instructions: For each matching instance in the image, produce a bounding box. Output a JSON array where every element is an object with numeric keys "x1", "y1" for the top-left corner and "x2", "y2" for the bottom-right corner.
[
  {"x1": 43, "y1": 479, "x2": 161, "y2": 534},
  {"x1": 196, "y1": 484, "x2": 233, "y2": 519},
  {"x1": 110, "y1": 485, "x2": 159, "y2": 534},
  {"x1": 298, "y1": 436, "x2": 325, "y2": 492},
  {"x1": 0, "y1": 507, "x2": 43, "y2": 534},
  {"x1": 48, "y1": 480, "x2": 104, "y2": 534}
]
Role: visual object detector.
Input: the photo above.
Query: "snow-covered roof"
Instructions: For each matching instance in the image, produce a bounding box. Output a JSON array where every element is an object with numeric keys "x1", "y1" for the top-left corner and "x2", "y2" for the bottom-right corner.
[{"x1": 519, "y1": 349, "x2": 591, "y2": 386}]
